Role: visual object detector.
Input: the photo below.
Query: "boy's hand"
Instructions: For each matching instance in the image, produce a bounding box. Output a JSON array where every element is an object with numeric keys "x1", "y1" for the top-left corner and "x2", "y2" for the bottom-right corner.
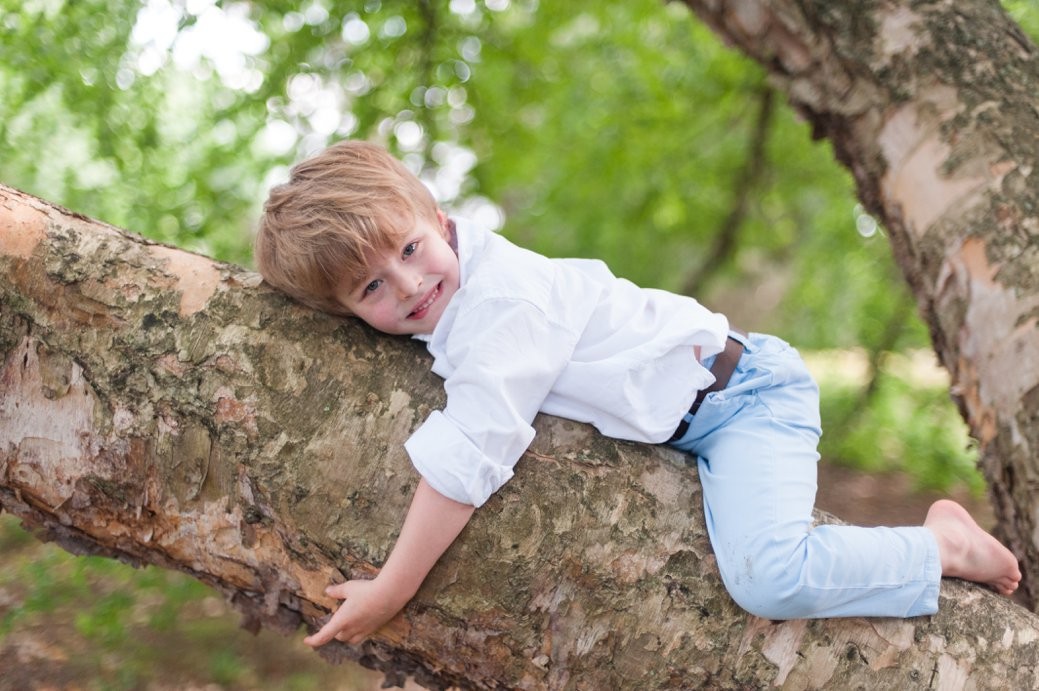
[
  {"x1": 304, "y1": 577, "x2": 407, "y2": 647},
  {"x1": 303, "y1": 479, "x2": 475, "y2": 649}
]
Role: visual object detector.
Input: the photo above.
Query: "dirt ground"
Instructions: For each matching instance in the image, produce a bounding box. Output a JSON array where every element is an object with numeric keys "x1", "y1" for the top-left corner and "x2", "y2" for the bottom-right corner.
[{"x1": 815, "y1": 460, "x2": 995, "y2": 530}]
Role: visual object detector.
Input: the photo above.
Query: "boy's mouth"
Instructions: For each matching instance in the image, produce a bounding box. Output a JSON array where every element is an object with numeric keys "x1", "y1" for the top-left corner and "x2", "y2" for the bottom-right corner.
[{"x1": 408, "y1": 282, "x2": 441, "y2": 319}]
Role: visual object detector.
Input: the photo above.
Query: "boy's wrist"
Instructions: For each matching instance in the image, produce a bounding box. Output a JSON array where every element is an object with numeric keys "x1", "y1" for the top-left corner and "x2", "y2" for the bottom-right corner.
[{"x1": 373, "y1": 569, "x2": 421, "y2": 608}]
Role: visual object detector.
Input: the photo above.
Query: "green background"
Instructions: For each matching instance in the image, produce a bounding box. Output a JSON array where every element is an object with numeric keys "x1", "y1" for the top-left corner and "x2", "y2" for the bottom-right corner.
[{"x1": 2, "y1": 1, "x2": 1035, "y2": 687}]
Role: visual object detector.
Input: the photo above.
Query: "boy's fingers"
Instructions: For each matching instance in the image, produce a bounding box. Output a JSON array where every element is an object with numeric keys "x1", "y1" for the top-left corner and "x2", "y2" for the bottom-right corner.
[
  {"x1": 304, "y1": 602, "x2": 354, "y2": 648},
  {"x1": 326, "y1": 582, "x2": 349, "y2": 598},
  {"x1": 303, "y1": 583, "x2": 351, "y2": 647},
  {"x1": 304, "y1": 619, "x2": 343, "y2": 648},
  {"x1": 335, "y1": 630, "x2": 367, "y2": 645},
  {"x1": 304, "y1": 580, "x2": 383, "y2": 648}
]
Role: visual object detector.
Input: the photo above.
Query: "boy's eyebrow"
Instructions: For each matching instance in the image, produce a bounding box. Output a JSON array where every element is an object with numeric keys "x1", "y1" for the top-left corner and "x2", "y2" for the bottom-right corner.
[
  {"x1": 335, "y1": 262, "x2": 370, "y2": 296},
  {"x1": 347, "y1": 272, "x2": 371, "y2": 293},
  {"x1": 338, "y1": 224, "x2": 416, "y2": 295}
]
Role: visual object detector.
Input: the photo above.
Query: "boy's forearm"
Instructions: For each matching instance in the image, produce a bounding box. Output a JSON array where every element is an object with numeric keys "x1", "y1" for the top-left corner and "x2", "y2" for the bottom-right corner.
[
  {"x1": 376, "y1": 478, "x2": 475, "y2": 600},
  {"x1": 304, "y1": 478, "x2": 475, "y2": 647}
]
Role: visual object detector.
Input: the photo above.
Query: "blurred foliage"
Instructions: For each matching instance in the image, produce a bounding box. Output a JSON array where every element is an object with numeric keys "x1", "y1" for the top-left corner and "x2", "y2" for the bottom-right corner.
[
  {"x1": 0, "y1": 0, "x2": 925, "y2": 348},
  {"x1": 2, "y1": 4, "x2": 1038, "y2": 681},
  {"x1": 1, "y1": 0, "x2": 1023, "y2": 487},
  {"x1": 4, "y1": 0, "x2": 1032, "y2": 354},
  {"x1": 821, "y1": 378, "x2": 983, "y2": 494},
  {"x1": 0, "y1": 515, "x2": 376, "y2": 689},
  {"x1": 1006, "y1": 0, "x2": 1039, "y2": 37},
  {"x1": 808, "y1": 349, "x2": 985, "y2": 494}
]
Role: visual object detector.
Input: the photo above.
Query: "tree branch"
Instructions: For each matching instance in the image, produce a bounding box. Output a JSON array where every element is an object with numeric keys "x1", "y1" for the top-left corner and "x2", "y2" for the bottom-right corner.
[
  {"x1": 3, "y1": 181, "x2": 1039, "y2": 687},
  {"x1": 680, "y1": 0, "x2": 1039, "y2": 606}
]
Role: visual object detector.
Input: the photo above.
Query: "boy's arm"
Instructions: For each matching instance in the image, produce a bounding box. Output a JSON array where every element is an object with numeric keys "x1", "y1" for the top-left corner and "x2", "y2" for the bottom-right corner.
[{"x1": 304, "y1": 478, "x2": 475, "y2": 647}]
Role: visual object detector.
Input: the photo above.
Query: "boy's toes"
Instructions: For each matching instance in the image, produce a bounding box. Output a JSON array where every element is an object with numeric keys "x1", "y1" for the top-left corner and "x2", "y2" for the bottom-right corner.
[{"x1": 995, "y1": 576, "x2": 1018, "y2": 595}]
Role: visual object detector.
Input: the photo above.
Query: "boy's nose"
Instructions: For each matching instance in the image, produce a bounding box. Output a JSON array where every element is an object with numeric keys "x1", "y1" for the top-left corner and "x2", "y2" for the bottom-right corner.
[{"x1": 395, "y1": 271, "x2": 422, "y2": 298}]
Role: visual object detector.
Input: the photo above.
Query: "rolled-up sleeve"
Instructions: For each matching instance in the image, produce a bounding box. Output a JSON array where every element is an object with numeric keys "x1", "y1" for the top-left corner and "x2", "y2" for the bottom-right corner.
[
  {"x1": 405, "y1": 296, "x2": 582, "y2": 507},
  {"x1": 405, "y1": 410, "x2": 529, "y2": 506}
]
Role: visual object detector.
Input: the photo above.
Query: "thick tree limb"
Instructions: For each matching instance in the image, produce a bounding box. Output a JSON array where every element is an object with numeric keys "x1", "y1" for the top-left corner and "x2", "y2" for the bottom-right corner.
[
  {"x1": 681, "y1": 0, "x2": 1039, "y2": 606},
  {"x1": 3, "y1": 183, "x2": 1039, "y2": 687}
]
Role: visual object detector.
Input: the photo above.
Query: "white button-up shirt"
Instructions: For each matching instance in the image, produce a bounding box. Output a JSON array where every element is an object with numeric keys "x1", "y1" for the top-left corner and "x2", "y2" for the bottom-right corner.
[{"x1": 406, "y1": 219, "x2": 729, "y2": 506}]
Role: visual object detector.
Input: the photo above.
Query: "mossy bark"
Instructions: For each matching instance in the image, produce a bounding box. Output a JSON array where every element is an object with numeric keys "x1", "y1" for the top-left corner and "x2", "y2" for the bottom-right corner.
[
  {"x1": 683, "y1": 0, "x2": 1039, "y2": 608},
  {"x1": 3, "y1": 179, "x2": 1039, "y2": 687}
]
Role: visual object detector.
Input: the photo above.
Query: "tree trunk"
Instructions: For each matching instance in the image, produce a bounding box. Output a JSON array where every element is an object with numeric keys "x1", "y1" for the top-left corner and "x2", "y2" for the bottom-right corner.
[
  {"x1": 3, "y1": 182, "x2": 1039, "y2": 688},
  {"x1": 680, "y1": 0, "x2": 1039, "y2": 607}
]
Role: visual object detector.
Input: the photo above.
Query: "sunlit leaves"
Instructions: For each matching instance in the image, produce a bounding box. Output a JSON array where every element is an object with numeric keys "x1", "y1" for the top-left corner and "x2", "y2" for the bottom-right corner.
[{"x1": 2, "y1": 0, "x2": 1036, "y2": 488}]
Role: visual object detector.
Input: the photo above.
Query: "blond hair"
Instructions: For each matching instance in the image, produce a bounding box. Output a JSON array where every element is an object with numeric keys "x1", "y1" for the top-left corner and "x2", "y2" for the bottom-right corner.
[{"x1": 255, "y1": 140, "x2": 440, "y2": 315}]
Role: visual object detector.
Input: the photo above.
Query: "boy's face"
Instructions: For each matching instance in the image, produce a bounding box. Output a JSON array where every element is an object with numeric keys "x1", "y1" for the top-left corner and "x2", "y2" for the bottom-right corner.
[{"x1": 335, "y1": 211, "x2": 460, "y2": 335}]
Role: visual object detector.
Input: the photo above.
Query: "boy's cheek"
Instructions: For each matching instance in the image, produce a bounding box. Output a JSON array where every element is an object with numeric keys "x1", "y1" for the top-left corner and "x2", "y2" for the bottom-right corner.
[
  {"x1": 328, "y1": 296, "x2": 349, "y2": 314},
  {"x1": 353, "y1": 308, "x2": 387, "y2": 331},
  {"x1": 333, "y1": 296, "x2": 360, "y2": 319}
]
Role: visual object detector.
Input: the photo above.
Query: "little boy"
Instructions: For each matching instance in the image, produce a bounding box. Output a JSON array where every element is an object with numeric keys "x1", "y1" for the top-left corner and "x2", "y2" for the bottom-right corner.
[{"x1": 255, "y1": 140, "x2": 1020, "y2": 648}]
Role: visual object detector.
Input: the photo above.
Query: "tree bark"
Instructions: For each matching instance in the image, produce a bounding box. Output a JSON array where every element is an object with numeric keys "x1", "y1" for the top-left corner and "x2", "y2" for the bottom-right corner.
[
  {"x1": 3, "y1": 182, "x2": 1039, "y2": 688},
  {"x1": 680, "y1": 0, "x2": 1039, "y2": 606}
]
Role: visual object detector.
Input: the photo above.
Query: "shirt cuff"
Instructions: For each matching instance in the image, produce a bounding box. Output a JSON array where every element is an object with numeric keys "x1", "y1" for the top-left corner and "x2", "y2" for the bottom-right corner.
[{"x1": 404, "y1": 411, "x2": 519, "y2": 507}]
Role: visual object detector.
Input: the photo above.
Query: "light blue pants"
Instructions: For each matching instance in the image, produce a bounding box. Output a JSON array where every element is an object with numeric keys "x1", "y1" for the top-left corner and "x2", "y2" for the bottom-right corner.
[{"x1": 669, "y1": 332, "x2": 941, "y2": 619}]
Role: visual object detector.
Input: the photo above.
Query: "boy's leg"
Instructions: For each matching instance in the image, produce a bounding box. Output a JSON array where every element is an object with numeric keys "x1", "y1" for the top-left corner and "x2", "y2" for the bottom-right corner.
[{"x1": 671, "y1": 333, "x2": 941, "y2": 619}]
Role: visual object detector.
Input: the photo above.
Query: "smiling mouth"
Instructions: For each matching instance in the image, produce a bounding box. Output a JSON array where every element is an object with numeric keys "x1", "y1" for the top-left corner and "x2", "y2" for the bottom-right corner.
[{"x1": 408, "y1": 283, "x2": 441, "y2": 319}]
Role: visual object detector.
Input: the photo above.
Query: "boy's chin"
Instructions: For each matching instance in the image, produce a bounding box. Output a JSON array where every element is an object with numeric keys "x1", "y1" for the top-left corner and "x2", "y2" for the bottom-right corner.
[
  {"x1": 388, "y1": 318, "x2": 437, "y2": 336},
  {"x1": 403, "y1": 319, "x2": 438, "y2": 335}
]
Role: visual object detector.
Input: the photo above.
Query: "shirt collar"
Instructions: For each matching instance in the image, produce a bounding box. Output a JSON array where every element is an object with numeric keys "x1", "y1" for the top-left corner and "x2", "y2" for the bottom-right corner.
[
  {"x1": 454, "y1": 216, "x2": 481, "y2": 289},
  {"x1": 411, "y1": 216, "x2": 483, "y2": 343}
]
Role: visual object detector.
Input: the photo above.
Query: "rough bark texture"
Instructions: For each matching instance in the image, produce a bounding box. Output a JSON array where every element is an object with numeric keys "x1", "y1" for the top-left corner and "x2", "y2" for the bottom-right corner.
[
  {"x1": 681, "y1": 0, "x2": 1039, "y2": 607},
  {"x1": 3, "y1": 181, "x2": 1039, "y2": 688}
]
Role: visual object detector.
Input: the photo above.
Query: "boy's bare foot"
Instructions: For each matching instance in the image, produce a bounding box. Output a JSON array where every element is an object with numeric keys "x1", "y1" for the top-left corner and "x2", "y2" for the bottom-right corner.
[{"x1": 924, "y1": 499, "x2": 1021, "y2": 595}]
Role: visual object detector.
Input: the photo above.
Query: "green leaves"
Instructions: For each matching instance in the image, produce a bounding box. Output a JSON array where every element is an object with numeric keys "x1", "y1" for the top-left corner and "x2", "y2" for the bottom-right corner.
[{"x1": 3, "y1": 0, "x2": 1035, "y2": 488}]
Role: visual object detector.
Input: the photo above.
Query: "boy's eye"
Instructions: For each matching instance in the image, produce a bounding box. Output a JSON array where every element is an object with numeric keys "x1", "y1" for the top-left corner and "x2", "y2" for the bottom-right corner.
[
  {"x1": 402, "y1": 242, "x2": 418, "y2": 258},
  {"x1": 363, "y1": 279, "x2": 382, "y2": 295}
]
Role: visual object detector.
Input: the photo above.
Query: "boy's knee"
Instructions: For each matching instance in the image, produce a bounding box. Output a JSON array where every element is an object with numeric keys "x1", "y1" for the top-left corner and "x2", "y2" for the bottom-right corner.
[
  {"x1": 714, "y1": 537, "x2": 811, "y2": 620},
  {"x1": 723, "y1": 580, "x2": 806, "y2": 620}
]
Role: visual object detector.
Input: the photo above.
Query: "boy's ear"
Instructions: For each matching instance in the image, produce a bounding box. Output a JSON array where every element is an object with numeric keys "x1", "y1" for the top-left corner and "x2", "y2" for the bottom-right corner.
[{"x1": 436, "y1": 208, "x2": 450, "y2": 238}]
